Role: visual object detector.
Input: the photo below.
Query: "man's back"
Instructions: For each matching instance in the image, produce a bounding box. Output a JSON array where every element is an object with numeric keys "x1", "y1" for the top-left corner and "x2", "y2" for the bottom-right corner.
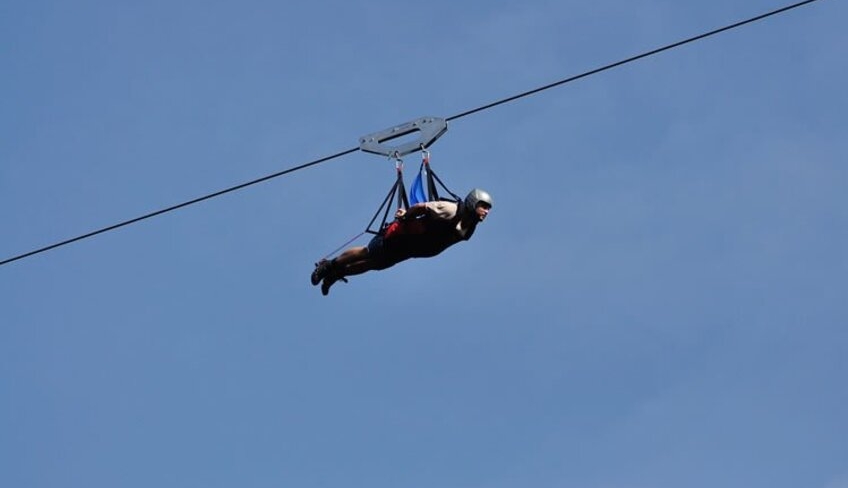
[{"x1": 395, "y1": 200, "x2": 475, "y2": 258}]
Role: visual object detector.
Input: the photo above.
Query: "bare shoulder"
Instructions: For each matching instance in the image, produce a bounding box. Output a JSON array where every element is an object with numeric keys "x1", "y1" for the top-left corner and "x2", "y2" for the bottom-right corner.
[
  {"x1": 425, "y1": 200, "x2": 458, "y2": 219},
  {"x1": 428, "y1": 199, "x2": 458, "y2": 209}
]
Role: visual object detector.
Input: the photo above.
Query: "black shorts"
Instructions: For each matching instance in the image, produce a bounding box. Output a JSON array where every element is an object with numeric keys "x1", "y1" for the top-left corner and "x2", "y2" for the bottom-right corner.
[{"x1": 367, "y1": 234, "x2": 411, "y2": 270}]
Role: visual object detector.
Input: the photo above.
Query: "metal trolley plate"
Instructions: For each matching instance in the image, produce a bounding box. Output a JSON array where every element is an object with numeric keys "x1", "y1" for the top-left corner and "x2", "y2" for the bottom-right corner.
[{"x1": 359, "y1": 116, "x2": 448, "y2": 158}]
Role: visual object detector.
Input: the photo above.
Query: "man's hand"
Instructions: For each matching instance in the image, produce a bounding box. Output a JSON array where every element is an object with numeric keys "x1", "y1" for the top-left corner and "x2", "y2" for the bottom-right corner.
[{"x1": 395, "y1": 208, "x2": 407, "y2": 220}]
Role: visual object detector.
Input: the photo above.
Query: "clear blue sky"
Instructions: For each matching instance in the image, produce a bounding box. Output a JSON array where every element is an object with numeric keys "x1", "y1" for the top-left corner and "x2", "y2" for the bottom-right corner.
[{"x1": 2, "y1": 1, "x2": 846, "y2": 487}]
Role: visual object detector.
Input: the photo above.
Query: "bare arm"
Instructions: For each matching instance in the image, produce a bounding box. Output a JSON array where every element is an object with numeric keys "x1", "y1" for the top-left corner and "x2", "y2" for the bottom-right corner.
[{"x1": 394, "y1": 203, "x2": 429, "y2": 220}]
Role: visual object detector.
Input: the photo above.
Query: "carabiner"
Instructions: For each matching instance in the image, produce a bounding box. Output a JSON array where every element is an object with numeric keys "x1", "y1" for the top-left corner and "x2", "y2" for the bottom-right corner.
[
  {"x1": 390, "y1": 151, "x2": 403, "y2": 172},
  {"x1": 420, "y1": 145, "x2": 431, "y2": 166}
]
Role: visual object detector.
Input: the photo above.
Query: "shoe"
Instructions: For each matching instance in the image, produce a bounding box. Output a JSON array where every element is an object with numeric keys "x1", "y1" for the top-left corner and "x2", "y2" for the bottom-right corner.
[
  {"x1": 321, "y1": 273, "x2": 348, "y2": 296},
  {"x1": 311, "y1": 259, "x2": 332, "y2": 286}
]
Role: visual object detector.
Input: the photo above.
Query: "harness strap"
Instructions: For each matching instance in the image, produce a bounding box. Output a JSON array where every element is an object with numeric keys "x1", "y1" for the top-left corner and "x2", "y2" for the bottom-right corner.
[
  {"x1": 366, "y1": 164, "x2": 410, "y2": 236},
  {"x1": 396, "y1": 167, "x2": 410, "y2": 210},
  {"x1": 428, "y1": 167, "x2": 461, "y2": 201}
]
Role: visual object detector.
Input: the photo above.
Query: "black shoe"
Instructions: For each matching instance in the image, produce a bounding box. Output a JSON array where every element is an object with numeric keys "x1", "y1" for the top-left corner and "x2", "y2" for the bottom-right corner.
[
  {"x1": 321, "y1": 274, "x2": 348, "y2": 296},
  {"x1": 311, "y1": 259, "x2": 331, "y2": 286}
]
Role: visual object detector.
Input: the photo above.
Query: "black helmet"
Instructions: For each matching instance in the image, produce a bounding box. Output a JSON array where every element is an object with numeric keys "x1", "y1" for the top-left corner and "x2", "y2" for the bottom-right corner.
[{"x1": 464, "y1": 189, "x2": 493, "y2": 214}]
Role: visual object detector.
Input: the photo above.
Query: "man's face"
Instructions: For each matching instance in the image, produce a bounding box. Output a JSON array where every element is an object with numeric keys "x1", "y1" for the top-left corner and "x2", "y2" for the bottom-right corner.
[{"x1": 476, "y1": 203, "x2": 491, "y2": 222}]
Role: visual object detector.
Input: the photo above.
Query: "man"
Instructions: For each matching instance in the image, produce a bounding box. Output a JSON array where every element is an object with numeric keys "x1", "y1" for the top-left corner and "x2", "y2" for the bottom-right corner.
[{"x1": 311, "y1": 188, "x2": 493, "y2": 295}]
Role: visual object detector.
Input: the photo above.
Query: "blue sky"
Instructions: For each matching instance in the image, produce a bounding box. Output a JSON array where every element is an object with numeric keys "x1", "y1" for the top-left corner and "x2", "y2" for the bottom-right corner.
[{"x1": 2, "y1": 1, "x2": 846, "y2": 487}]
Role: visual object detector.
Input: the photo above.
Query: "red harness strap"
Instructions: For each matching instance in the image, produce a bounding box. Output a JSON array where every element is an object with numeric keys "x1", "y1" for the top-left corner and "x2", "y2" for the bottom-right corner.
[{"x1": 383, "y1": 218, "x2": 427, "y2": 239}]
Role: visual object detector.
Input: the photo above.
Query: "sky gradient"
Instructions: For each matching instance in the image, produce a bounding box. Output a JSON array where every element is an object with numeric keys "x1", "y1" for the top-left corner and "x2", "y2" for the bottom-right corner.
[{"x1": 2, "y1": 1, "x2": 846, "y2": 487}]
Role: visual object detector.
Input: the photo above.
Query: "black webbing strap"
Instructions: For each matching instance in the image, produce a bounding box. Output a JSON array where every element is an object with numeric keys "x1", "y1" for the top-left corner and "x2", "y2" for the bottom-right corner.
[
  {"x1": 366, "y1": 167, "x2": 409, "y2": 236},
  {"x1": 366, "y1": 178, "x2": 398, "y2": 235},
  {"x1": 396, "y1": 168, "x2": 410, "y2": 210},
  {"x1": 427, "y1": 166, "x2": 461, "y2": 201},
  {"x1": 424, "y1": 161, "x2": 440, "y2": 201}
]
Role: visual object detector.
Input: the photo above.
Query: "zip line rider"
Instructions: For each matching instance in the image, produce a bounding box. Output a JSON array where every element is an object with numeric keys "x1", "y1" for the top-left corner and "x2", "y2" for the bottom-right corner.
[{"x1": 311, "y1": 189, "x2": 493, "y2": 296}]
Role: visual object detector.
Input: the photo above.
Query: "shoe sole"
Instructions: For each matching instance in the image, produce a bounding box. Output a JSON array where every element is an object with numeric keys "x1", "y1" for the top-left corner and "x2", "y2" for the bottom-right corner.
[{"x1": 311, "y1": 260, "x2": 328, "y2": 286}]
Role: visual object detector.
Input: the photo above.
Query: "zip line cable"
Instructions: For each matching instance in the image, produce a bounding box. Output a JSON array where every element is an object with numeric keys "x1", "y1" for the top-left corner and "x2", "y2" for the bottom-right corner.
[
  {"x1": 0, "y1": 148, "x2": 358, "y2": 266},
  {"x1": 446, "y1": 0, "x2": 822, "y2": 122},
  {"x1": 0, "y1": 0, "x2": 822, "y2": 268}
]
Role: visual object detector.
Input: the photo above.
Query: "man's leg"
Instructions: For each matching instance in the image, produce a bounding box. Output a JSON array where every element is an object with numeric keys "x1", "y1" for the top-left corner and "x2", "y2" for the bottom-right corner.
[
  {"x1": 320, "y1": 239, "x2": 402, "y2": 295},
  {"x1": 311, "y1": 246, "x2": 369, "y2": 285},
  {"x1": 315, "y1": 235, "x2": 401, "y2": 295},
  {"x1": 321, "y1": 255, "x2": 390, "y2": 295},
  {"x1": 334, "y1": 246, "x2": 368, "y2": 266}
]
